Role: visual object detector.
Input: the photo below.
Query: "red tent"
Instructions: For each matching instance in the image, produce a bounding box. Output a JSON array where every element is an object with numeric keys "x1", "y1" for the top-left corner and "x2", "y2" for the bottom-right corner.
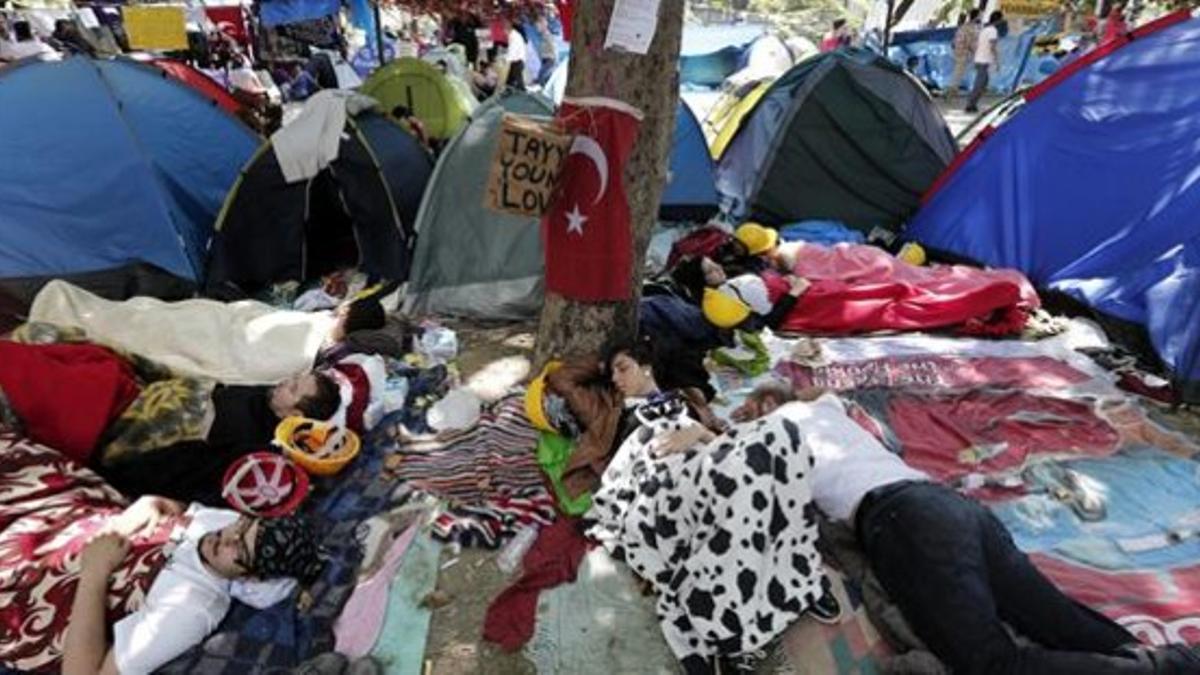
[{"x1": 150, "y1": 58, "x2": 244, "y2": 116}]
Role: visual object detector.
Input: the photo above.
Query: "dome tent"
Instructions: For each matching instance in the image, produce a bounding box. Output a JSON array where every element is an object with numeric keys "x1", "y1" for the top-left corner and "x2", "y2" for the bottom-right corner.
[
  {"x1": 359, "y1": 57, "x2": 478, "y2": 141},
  {"x1": 206, "y1": 110, "x2": 433, "y2": 295},
  {"x1": 403, "y1": 91, "x2": 554, "y2": 320},
  {"x1": 0, "y1": 56, "x2": 257, "y2": 322},
  {"x1": 715, "y1": 49, "x2": 956, "y2": 233},
  {"x1": 907, "y1": 11, "x2": 1200, "y2": 402}
]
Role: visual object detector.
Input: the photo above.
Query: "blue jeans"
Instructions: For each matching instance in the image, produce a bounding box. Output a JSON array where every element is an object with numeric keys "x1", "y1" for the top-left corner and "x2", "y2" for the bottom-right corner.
[
  {"x1": 966, "y1": 63, "x2": 990, "y2": 110},
  {"x1": 858, "y1": 482, "x2": 1178, "y2": 674}
]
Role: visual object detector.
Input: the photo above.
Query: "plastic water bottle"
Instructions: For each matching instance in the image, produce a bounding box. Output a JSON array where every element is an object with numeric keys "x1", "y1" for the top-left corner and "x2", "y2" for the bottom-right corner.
[{"x1": 496, "y1": 525, "x2": 539, "y2": 574}]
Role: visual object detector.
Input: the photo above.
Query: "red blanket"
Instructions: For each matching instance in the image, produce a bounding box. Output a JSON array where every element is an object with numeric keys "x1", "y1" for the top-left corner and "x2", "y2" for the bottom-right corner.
[
  {"x1": 0, "y1": 342, "x2": 140, "y2": 463},
  {"x1": 0, "y1": 435, "x2": 182, "y2": 672},
  {"x1": 765, "y1": 243, "x2": 1039, "y2": 336}
]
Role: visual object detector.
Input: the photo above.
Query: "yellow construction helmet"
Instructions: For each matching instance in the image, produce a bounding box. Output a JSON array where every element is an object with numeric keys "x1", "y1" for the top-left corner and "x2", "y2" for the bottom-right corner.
[
  {"x1": 898, "y1": 242, "x2": 927, "y2": 266},
  {"x1": 702, "y1": 287, "x2": 752, "y2": 329},
  {"x1": 524, "y1": 361, "x2": 563, "y2": 433},
  {"x1": 734, "y1": 223, "x2": 779, "y2": 256}
]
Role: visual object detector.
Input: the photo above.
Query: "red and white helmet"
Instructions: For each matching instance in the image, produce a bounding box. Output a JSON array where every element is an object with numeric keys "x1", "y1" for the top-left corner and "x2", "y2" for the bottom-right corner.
[{"x1": 221, "y1": 452, "x2": 310, "y2": 518}]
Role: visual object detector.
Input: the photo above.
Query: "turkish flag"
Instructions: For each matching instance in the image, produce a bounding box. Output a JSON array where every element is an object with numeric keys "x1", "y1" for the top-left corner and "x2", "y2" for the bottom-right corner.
[
  {"x1": 206, "y1": 7, "x2": 249, "y2": 45},
  {"x1": 543, "y1": 97, "x2": 643, "y2": 301}
]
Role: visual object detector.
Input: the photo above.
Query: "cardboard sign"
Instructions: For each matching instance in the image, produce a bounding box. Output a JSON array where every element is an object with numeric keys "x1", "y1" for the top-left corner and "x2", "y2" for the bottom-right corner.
[
  {"x1": 1000, "y1": 0, "x2": 1060, "y2": 16},
  {"x1": 485, "y1": 114, "x2": 571, "y2": 217},
  {"x1": 123, "y1": 5, "x2": 188, "y2": 51}
]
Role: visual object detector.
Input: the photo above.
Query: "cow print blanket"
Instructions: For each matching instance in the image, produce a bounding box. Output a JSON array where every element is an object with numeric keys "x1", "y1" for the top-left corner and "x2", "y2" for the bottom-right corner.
[{"x1": 586, "y1": 397, "x2": 825, "y2": 671}]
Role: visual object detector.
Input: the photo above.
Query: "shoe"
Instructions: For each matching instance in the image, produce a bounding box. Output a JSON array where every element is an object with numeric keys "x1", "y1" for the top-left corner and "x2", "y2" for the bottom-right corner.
[
  {"x1": 964, "y1": 106, "x2": 979, "y2": 113},
  {"x1": 807, "y1": 577, "x2": 843, "y2": 625}
]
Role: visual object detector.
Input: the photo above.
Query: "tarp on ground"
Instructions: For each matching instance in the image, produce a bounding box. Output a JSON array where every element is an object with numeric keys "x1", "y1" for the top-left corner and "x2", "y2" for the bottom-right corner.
[
  {"x1": 403, "y1": 91, "x2": 555, "y2": 320},
  {"x1": 715, "y1": 49, "x2": 957, "y2": 232},
  {"x1": 906, "y1": 12, "x2": 1200, "y2": 401},
  {"x1": 0, "y1": 56, "x2": 256, "y2": 311}
]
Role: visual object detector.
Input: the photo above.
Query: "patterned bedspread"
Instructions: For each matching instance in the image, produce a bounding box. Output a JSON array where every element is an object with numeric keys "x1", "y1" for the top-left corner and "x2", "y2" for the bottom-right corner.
[{"x1": 0, "y1": 435, "x2": 183, "y2": 672}]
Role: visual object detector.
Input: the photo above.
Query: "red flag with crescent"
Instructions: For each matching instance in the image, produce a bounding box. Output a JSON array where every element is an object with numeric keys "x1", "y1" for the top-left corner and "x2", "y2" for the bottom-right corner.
[{"x1": 542, "y1": 97, "x2": 643, "y2": 301}]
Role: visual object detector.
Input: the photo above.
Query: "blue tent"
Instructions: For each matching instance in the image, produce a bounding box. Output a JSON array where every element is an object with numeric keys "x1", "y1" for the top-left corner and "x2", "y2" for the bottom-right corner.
[
  {"x1": 906, "y1": 13, "x2": 1200, "y2": 401},
  {"x1": 662, "y1": 100, "x2": 719, "y2": 222},
  {"x1": 0, "y1": 57, "x2": 257, "y2": 309}
]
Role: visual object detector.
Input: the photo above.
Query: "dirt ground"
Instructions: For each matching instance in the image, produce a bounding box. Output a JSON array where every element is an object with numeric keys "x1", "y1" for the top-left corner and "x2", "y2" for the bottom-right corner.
[{"x1": 422, "y1": 321, "x2": 540, "y2": 675}]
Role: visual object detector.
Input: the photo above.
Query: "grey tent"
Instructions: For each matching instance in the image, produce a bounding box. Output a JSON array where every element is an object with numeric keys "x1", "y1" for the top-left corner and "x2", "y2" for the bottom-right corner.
[{"x1": 403, "y1": 91, "x2": 555, "y2": 320}]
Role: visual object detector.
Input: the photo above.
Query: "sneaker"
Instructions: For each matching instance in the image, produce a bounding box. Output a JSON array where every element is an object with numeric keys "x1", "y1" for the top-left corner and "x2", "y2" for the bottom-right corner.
[{"x1": 807, "y1": 577, "x2": 843, "y2": 625}]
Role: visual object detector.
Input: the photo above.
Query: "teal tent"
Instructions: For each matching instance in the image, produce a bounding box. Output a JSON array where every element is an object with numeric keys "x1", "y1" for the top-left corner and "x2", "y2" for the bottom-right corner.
[{"x1": 403, "y1": 91, "x2": 555, "y2": 320}]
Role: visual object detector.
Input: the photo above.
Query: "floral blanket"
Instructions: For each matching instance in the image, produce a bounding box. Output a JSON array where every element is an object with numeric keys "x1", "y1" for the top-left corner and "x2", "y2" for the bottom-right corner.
[{"x1": 0, "y1": 435, "x2": 182, "y2": 672}]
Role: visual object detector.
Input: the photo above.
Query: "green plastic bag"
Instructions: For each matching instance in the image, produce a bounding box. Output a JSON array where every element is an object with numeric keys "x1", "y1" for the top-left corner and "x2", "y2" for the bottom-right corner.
[{"x1": 536, "y1": 431, "x2": 593, "y2": 516}]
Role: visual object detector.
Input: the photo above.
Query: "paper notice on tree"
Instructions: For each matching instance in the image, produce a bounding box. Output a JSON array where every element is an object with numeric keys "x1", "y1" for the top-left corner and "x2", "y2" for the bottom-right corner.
[{"x1": 603, "y1": 0, "x2": 661, "y2": 54}]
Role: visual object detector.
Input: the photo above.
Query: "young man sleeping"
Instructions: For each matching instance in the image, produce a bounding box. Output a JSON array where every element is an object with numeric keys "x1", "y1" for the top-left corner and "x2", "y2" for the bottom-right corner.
[{"x1": 63, "y1": 497, "x2": 324, "y2": 675}]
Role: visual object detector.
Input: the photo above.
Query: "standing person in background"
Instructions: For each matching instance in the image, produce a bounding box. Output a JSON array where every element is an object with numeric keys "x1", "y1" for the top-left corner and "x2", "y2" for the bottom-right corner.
[
  {"x1": 819, "y1": 18, "x2": 849, "y2": 52},
  {"x1": 965, "y1": 10, "x2": 1003, "y2": 113},
  {"x1": 504, "y1": 16, "x2": 527, "y2": 91},
  {"x1": 1102, "y1": 2, "x2": 1128, "y2": 42},
  {"x1": 535, "y1": 11, "x2": 557, "y2": 85},
  {"x1": 949, "y1": 10, "x2": 981, "y2": 101}
]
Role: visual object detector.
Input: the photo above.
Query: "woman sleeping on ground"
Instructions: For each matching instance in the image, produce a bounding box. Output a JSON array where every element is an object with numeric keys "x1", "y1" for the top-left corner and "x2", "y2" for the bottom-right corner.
[
  {"x1": 582, "y1": 339, "x2": 837, "y2": 673},
  {"x1": 0, "y1": 435, "x2": 324, "y2": 674}
]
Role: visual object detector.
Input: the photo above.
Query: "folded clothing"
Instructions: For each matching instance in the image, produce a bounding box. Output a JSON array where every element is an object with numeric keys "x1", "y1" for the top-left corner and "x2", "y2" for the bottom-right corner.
[{"x1": 0, "y1": 341, "x2": 140, "y2": 462}]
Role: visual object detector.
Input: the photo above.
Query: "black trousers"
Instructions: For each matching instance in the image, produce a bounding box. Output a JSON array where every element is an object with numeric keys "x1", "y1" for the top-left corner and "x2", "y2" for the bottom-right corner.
[{"x1": 857, "y1": 481, "x2": 1185, "y2": 675}]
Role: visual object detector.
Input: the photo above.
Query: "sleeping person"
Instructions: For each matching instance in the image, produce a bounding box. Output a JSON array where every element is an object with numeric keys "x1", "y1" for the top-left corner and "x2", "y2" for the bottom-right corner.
[
  {"x1": 584, "y1": 340, "x2": 836, "y2": 671},
  {"x1": 63, "y1": 497, "x2": 324, "y2": 675},
  {"x1": 98, "y1": 369, "x2": 343, "y2": 505}
]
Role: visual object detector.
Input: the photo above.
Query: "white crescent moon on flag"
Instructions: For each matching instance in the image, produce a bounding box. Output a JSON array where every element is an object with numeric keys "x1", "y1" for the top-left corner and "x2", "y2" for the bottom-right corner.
[{"x1": 568, "y1": 135, "x2": 609, "y2": 205}]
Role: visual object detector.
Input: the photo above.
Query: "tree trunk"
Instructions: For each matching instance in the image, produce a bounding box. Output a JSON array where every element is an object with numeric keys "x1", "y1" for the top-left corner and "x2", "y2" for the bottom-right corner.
[{"x1": 533, "y1": 0, "x2": 685, "y2": 366}]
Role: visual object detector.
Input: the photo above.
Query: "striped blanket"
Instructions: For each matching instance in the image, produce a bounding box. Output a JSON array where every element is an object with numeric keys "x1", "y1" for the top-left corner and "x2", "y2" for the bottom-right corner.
[{"x1": 393, "y1": 396, "x2": 554, "y2": 547}]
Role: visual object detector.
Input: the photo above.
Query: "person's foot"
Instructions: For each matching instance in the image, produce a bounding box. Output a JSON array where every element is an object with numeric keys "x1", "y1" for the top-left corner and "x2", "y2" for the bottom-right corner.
[
  {"x1": 808, "y1": 580, "x2": 843, "y2": 625},
  {"x1": 964, "y1": 106, "x2": 979, "y2": 113}
]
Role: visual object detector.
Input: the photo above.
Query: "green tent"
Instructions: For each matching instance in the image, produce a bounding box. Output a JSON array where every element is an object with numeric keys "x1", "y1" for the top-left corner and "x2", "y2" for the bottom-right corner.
[
  {"x1": 403, "y1": 91, "x2": 555, "y2": 320},
  {"x1": 714, "y1": 49, "x2": 957, "y2": 232},
  {"x1": 359, "y1": 57, "x2": 478, "y2": 141}
]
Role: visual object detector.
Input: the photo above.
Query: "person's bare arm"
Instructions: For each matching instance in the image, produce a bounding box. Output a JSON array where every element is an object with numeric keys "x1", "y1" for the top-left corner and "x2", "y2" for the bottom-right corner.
[{"x1": 63, "y1": 533, "x2": 128, "y2": 675}]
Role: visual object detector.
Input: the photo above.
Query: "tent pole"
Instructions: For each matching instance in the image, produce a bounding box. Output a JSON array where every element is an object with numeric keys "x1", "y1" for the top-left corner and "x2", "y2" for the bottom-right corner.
[
  {"x1": 374, "y1": 0, "x2": 386, "y2": 67},
  {"x1": 884, "y1": 0, "x2": 894, "y2": 51}
]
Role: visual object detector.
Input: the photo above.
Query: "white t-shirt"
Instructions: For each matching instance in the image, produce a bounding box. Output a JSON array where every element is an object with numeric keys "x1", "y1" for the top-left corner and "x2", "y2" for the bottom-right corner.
[
  {"x1": 0, "y1": 38, "x2": 57, "y2": 62},
  {"x1": 974, "y1": 25, "x2": 999, "y2": 65},
  {"x1": 507, "y1": 28, "x2": 526, "y2": 63},
  {"x1": 229, "y1": 66, "x2": 266, "y2": 94},
  {"x1": 778, "y1": 394, "x2": 928, "y2": 523},
  {"x1": 112, "y1": 506, "x2": 296, "y2": 675}
]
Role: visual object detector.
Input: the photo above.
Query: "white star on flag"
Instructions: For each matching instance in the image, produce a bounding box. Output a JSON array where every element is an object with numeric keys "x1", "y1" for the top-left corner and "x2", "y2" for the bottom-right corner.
[{"x1": 565, "y1": 204, "x2": 588, "y2": 235}]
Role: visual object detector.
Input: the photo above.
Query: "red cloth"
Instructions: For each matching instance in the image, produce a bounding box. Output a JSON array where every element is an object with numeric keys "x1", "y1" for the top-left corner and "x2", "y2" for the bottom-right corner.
[
  {"x1": 331, "y1": 362, "x2": 369, "y2": 433},
  {"x1": 1103, "y1": 13, "x2": 1128, "y2": 43},
  {"x1": 0, "y1": 437, "x2": 182, "y2": 671},
  {"x1": 483, "y1": 517, "x2": 589, "y2": 651},
  {"x1": 0, "y1": 342, "x2": 139, "y2": 463},
  {"x1": 664, "y1": 225, "x2": 732, "y2": 271},
  {"x1": 542, "y1": 98, "x2": 641, "y2": 301},
  {"x1": 777, "y1": 355, "x2": 1091, "y2": 392},
  {"x1": 882, "y1": 390, "x2": 1120, "y2": 483},
  {"x1": 556, "y1": 0, "x2": 572, "y2": 41},
  {"x1": 765, "y1": 243, "x2": 1038, "y2": 336},
  {"x1": 205, "y1": 7, "x2": 250, "y2": 45}
]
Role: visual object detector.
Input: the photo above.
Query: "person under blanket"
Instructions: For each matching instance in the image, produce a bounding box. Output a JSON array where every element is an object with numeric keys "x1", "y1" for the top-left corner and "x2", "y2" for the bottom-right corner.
[
  {"x1": 639, "y1": 274, "x2": 810, "y2": 399},
  {"x1": 734, "y1": 385, "x2": 1200, "y2": 675},
  {"x1": 63, "y1": 499, "x2": 324, "y2": 675},
  {"x1": 585, "y1": 339, "x2": 839, "y2": 672},
  {"x1": 100, "y1": 370, "x2": 342, "y2": 504}
]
